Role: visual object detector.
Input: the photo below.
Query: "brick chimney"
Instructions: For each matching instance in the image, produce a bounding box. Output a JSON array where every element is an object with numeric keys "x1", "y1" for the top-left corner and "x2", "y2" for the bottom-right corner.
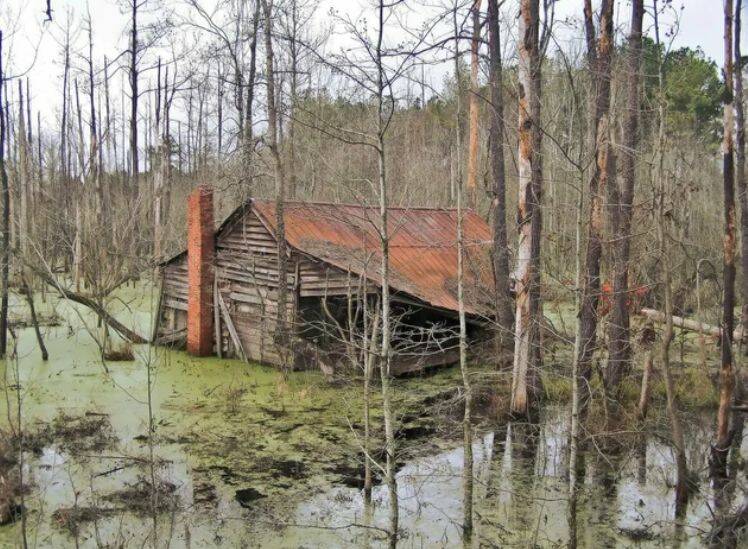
[{"x1": 187, "y1": 186, "x2": 214, "y2": 356}]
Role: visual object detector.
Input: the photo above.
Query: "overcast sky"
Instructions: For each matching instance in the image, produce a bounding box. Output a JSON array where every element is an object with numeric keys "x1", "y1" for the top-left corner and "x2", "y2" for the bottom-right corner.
[{"x1": 2, "y1": 0, "x2": 744, "y2": 135}]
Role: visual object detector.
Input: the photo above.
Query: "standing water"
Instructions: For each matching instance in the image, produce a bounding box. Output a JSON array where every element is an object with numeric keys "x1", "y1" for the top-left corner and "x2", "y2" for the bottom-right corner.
[{"x1": 0, "y1": 287, "x2": 745, "y2": 547}]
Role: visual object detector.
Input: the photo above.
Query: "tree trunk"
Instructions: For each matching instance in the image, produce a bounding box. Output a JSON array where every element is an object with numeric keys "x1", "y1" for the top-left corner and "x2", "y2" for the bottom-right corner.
[
  {"x1": 129, "y1": 0, "x2": 139, "y2": 189},
  {"x1": 243, "y1": 0, "x2": 261, "y2": 197},
  {"x1": 466, "y1": 0, "x2": 481, "y2": 210},
  {"x1": 0, "y1": 31, "x2": 9, "y2": 357},
  {"x1": 374, "y1": 4, "x2": 398, "y2": 546},
  {"x1": 17, "y1": 80, "x2": 30, "y2": 259},
  {"x1": 651, "y1": 2, "x2": 689, "y2": 515},
  {"x1": 637, "y1": 347, "x2": 654, "y2": 420},
  {"x1": 510, "y1": 0, "x2": 543, "y2": 417},
  {"x1": 262, "y1": 0, "x2": 290, "y2": 369},
  {"x1": 714, "y1": 0, "x2": 737, "y2": 476},
  {"x1": 288, "y1": 0, "x2": 299, "y2": 199},
  {"x1": 575, "y1": 0, "x2": 615, "y2": 402},
  {"x1": 456, "y1": 103, "x2": 473, "y2": 543},
  {"x1": 20, "y1": 275, "x2": 48, "y2": 361},
  {"x1": 487, "y1": 0, "x2": 513, "y2": 355},
  {"x1": 606, "y1": 0, "x2": 644, "y2": 391}
]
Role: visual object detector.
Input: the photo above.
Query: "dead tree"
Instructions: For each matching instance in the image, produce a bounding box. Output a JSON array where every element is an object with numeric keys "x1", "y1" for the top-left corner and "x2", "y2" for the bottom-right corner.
[
  {"x1": 374, "y1": 2, "x2": 398, "y2": 544},
  {"x1": 713, "y1": 0, "x2": 737, "y2": 475},
  {"x1": 651, "y1": 2, "x2": 689, "y2": 513},
  {"x1": 262, "y1": 0, "x2": 290, "y2": 363},
  {"x1": 243, "y1": 0, "x2": 261, "y2": 194},
  {"x1": 0, "y1": 31, "x2": 8, "y2": 357},
  {"x1": 510, "y1": 0, "x2": 543, "y2": 417},
  {"x1": 85, "y1": 12, "x2": 101, "y2": 216},
  {"x1": 465, "y1": 0, "x2": 481, "y2": 209},
  {"x1": 606, "y1": 0, "x2": 643, "y2": 392},
  {"x1": 487, "y1": 0, "x2": 513, "y2": 354},
  {"x1": 457, "y1": 123, "x2": 474, "y2": 542},
  {"x1": 128, "y1": 0, "x2": 143, "y2": 187},
  {"x1": 575, "y1": 0, "x2": 614, "y2": 400},
  {"x1": 738, "y1": 0, "x2": 748, "y2": 356}
]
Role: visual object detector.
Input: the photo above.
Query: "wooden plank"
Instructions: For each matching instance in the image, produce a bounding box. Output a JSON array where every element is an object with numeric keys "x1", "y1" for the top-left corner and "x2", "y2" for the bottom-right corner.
[
  {"x1": 164, "y1": 299, "x2": 188, "y2": 311},
  {"x1": 217, "y1": 291, "x2": 247, "y2": 362},
  {"x1": 154, "y1": 328, "x2": 187, "y2": 346},
  {"x1": 152, "y1": 277, "x2": 165, "y2": 343},
  {"x1": 214, "y1": 278, "x2": 222, "y2": 358}
]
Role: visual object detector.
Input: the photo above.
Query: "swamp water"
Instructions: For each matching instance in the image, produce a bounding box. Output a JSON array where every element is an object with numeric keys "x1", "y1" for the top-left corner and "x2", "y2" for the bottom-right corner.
[{"x1": 0, "y1": 288, "x2": 745, "y2": 547}]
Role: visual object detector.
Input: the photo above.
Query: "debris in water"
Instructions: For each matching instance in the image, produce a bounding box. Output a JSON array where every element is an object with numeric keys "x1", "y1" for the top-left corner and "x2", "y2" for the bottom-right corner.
[
  {"x1": 101, "y1": 477, "x2": 178, "y2": 516},
  {"x1": 52, "y1": 506, "x2": 116, "y2": 536},
  {"x1": 235, "y1": 487, "x2": 265, "y2": 508},
  {"x1": 21, "y1": 412, "x2": 116, "y2": 455}
]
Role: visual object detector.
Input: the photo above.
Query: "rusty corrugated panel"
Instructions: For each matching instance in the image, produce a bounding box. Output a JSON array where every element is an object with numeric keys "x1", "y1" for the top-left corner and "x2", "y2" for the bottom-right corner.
[{"x1": 252, "y1": 200, "x2": 496, "y2": 317}]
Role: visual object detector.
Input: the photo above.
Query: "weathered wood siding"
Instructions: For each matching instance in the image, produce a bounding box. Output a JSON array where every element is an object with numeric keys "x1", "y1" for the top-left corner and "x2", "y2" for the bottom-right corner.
[
  {"x1": 154, "y1": 259, "x2": 189, "y2": 344},
  {"x1": 155, "y1": 205, "x2": 371, "y2": 367}
]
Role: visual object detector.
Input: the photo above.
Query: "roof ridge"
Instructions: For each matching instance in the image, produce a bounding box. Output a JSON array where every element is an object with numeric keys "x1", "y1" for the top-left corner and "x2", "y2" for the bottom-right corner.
[{"x1": 252, "y1": 197, "x2": 480, "y2": 213}]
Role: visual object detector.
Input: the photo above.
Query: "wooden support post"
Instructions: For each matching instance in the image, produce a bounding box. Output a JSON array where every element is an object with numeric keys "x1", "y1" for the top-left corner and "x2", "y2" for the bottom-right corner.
[
  {"x1": 214, "y1": 276, "x2": 222, "y2": 358},
  {"x1": 217, "y1": 290, "x2": 246, "y2": 362}
]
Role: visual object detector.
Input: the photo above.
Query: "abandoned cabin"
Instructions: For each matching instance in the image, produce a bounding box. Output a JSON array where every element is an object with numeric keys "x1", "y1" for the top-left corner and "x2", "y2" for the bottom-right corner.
[{"x1": 153, "y1": 186, "x2": 497, "y2": 375}]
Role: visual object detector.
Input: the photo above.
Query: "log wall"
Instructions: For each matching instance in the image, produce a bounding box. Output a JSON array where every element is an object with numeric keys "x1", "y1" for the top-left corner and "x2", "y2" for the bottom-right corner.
[{"x1": 154, "y1": 206, "x2": 357, "y2": 367}]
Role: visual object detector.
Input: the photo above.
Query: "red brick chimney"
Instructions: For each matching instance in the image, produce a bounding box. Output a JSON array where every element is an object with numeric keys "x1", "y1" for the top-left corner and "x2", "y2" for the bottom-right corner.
[{"x1": 187, "y1": 186, "x2": 214, "y2": 356}]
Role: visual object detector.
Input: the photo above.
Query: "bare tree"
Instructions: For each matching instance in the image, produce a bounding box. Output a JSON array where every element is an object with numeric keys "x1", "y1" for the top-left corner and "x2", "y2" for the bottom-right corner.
[
  {"x1": 465, "y1": 0, "x2": 481, "y2": 209},
  {"x1": 487, "y1": 0, "x2": 513, "y2": 355},
  {"x1": 575, "y1": 0, "x2": 614, "y2": 403},
  {"x1": 713, "y1": 0, "x2": 737, "y2": 475},
  {"x1": 606, "y1": 0, "x2": 644, "y2": 392},
  {"x1": 262, "y1": 0, "x2": 290, "y2": 366},
  {"x1": 510, "y1": 0, "x2": 543, "y2": 416},
  {"x1": 0, "y1": 30, "x2": 8, "y2": 357}
]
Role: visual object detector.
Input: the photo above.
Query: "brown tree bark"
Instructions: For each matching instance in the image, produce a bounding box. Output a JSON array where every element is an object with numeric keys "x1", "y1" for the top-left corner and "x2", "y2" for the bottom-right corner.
[
  {"x1": 738, "y1": 0, "x2": 748, "y2": 357},
  {"x1": 713, "y1": 0, "x2": 737, "y2": 475},
  {"x1": 606, "y1": 0, "x2": 644, "y2": 392},
  {"x1": 466, "y1": 0, "x2": 481, "y2": 209},
  {"x1": 86, "y1": 15, "x2": 100, "y2": 216},
  {"x1": 243, "y1": 0, "x2": 261, "y2": 196},
  {"x1": 575, "y1": 0, "x2": 614, "y2": 399},
  {"x1": 510, "y1": 0, "x2": 543, "y2": 417},
  {"x1": 582, "y1": 0, "x2": 596, "y2": 68},
  {"x1": 487, "y1": 0, "x2": 513, "y2": 354}
]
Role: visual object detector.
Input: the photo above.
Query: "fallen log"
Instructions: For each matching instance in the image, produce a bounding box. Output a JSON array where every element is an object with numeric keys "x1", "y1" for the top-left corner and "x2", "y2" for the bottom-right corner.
[
  {"x1": 30, "y1": 267, "x2": 149, "y2": 344},
  {"x1": 639, "y1": 308, "x2": 744, "y2": 341}
]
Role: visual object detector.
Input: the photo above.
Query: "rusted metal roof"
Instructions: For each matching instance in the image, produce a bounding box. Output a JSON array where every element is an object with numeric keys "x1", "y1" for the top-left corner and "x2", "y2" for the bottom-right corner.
[{"x1": 252, "y1": 200, "x2": 496, "y2": 317}]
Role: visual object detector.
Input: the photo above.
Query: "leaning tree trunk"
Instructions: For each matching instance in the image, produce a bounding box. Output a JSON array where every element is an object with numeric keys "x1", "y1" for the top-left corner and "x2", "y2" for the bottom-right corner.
[
  {"x1": 714, "y1": 0, "x2": 737, "y2": 476},
  {"x1": 510, "y1": 0, "x2": 543, "y2": 417},
  {"x1": 575, "y1": 0, "x2": 615, "y2": 404},
  {"x1": 487, "y1": 0, "x2": 513, "y2": 354},
  {"x1": 606, "y1": 0, "x2": 644, "y2": 392}
]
